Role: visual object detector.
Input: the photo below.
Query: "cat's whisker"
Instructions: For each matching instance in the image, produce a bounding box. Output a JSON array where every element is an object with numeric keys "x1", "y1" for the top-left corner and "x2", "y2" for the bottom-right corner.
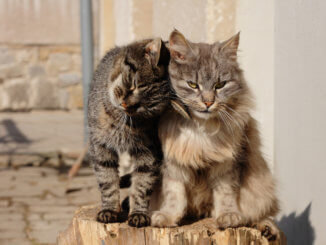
[
  {"x1": 222, "y1": 109, "x2": 251, "y2": 148},
  {"x1": 218, "y1": 110, "x2": 234, "y2": 138}
]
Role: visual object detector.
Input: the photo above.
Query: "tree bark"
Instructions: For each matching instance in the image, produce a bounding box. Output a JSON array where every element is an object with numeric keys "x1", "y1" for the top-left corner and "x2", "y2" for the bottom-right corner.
[{"x1": 57, "y1": 205, "x2": 286, "y2": 245}]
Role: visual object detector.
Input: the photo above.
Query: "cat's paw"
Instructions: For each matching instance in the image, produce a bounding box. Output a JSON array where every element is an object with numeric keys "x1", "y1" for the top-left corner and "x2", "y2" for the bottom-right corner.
[
  {"x1": 151, "y1": 211, "x2": 177, "y2": 227},
  {"x1": 128, "y1": 212, "x2": 151, "y2": 227},
  {"x1": 216, "y1": 212, "x2": 245, "y2": 229},
  {"x1": 96, "y1": 209, "x2": 119, "y2": 223},
  {"x1": 252, "y1": 218, "x2": 280, "y2": 241}
]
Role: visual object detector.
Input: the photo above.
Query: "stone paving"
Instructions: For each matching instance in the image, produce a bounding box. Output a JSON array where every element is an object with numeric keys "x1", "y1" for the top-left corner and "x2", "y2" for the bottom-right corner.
[
  {"x1": 0, "y1": 110, "x2": 84, "y2": 157},
  {"x1": 0, "y1": 111, "x2": 100, "y2": 244},
  {"x1": 0, "y1": 166, "x2": 100, "y2": 245}
]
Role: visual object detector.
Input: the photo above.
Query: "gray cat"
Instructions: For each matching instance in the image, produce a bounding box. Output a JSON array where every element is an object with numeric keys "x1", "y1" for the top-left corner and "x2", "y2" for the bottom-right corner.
[
  {"x1": 88, "y1": 38, "x2": 170, "y2": 227},
  {"x1": 151, "y1": 30, "x2": 280, "y2": 240}
]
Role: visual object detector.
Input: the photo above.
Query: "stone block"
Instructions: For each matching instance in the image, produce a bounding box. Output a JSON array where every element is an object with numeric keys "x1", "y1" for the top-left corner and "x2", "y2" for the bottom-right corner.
[
  {"x1": 0, "y1": 199, "x2": 10, "y2": 207},
  {"x1": 27, "y1": 213, "x2": 42, "y2": 221},
  {"x1": 0, "y1": 46, "x2": 15, "y2": 65},
  {"x1": 0, "y1": 155, "x2": 9, "y2": 167},
  {"x1": 57, "y1": 89, "x2": 69, "y2": 109},
  {"x1": 72, "y1": 54, "x2": 81, "y2": 71},
  {"x1": 58, "y1": 72, "x2": 81, "y2": 87},
  {"x1": 10, "y1": 155, "x2": 42, "y2": 167},
  {"x1": 0, "y1": 183, "x2": 45, "y2": 197},
  {"x1": 28, "y1": 65, "x2": 45, "y2": 78},
  {"x1": 0, "y1": 78, "x2": 30, "y2": 110},
  {"x1": 13, "y1": 196, "x2": 68, "y2": 207},
  {"x1": 0, "y1": 63, "x2": 24, "y2": 79},
  {"x1": 0, "y1": 212, "x2": 24, "y2": 221},
  {"x1": 39, "y1": 46, "x2": 80, "y2": 61},
  {"x1": 0, "y1": 230, "x2": 27, "y2": 239},
  {"x1": 30, "y1": 229, "x2": 62, "y2": 244},
  {"x1": 43, "y1": 212, "x2": 74, "y2": 221},
  {"x1": 29, "y1": 206, "x2": 76, "y2": 214},
  {"x1": 30, "y1": 78, "x2": 60, "y2": 109},
  {"x1": 0, "y1": 238, "x2": 31, "y2": 245},
  {"x1": 16, "y1": 48, "x2": 38, "y2": 64},
  {"x1": 0, "y1": 210, "x2": 25, "y2": 220},
  {"x1": 0, "y1": 220, "x2": 25, "y2": 231},
  {"x1": 29, "y1": 219, "x2": 70, "y2": 231},
  {"x1": 47, "y1": 53, "x2": 72, "y2": 75},
  {"x1": 67, "y1": 84, "x2": 84, "y2": 109}
]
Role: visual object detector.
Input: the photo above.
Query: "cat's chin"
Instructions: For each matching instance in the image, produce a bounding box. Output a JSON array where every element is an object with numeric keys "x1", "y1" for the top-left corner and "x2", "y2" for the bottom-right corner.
[{"x1": 192, "y1": 110, "x2": 214, "y2": 120}]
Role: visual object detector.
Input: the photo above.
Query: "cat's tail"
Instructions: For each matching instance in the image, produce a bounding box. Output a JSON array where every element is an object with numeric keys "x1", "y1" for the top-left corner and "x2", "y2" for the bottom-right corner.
[
  {"x1": 238, "y1": 117, "x2": 280, "y2": 223},
  {"x1": 239, "y1": 168, "x2": 279, "y2": 223}
]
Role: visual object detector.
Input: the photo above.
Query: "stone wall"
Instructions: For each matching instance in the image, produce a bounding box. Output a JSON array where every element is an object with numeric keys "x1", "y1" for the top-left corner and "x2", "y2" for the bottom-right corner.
[
  {"x1": 0, "y1": 0, "x2": 100, "y2": 111},
  {"x1": 0, "y1": 44, "x2": 82, "y2": 110}
]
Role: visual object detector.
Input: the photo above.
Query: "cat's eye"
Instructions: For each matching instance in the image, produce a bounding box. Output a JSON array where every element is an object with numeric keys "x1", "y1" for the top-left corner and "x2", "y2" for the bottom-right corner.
[
  {"x1": 137, "y1": 83, "x2": 147, "y2": 89},
  {"x1": 187, "y1": 81, "x2": 198, "y2": 89},
  {"x1": 215, "y1": 80, "x2": 227, "y2": 90}
]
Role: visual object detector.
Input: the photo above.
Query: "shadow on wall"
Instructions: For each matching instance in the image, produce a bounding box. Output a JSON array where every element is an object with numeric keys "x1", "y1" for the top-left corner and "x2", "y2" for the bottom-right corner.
[{"x1": 277, "y1": 203, "x2": 315, "y2": 245}]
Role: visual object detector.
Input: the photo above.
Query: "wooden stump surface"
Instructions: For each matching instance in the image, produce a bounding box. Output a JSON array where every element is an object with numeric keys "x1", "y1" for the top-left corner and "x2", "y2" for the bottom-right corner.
[{"x1": 57, "y1": 205, "x2": 286, "y2": 245}]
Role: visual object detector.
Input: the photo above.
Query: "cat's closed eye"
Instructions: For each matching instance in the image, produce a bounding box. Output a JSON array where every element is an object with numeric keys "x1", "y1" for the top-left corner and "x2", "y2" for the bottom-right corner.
[
  {"x1": 137, "y1": 83, "x2": 147, "y2": 89},
  {"x1": 187, "y1": 81, "x2": 198, "y2": 89},
  {"x1": 215, "y1": 79, "x2": 227, "y2": 89}
]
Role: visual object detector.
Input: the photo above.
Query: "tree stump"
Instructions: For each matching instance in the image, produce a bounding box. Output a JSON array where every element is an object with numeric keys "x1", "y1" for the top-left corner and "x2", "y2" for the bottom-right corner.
[{"x1": 57, "y1": 205, "x2": 286, "y2": 245}]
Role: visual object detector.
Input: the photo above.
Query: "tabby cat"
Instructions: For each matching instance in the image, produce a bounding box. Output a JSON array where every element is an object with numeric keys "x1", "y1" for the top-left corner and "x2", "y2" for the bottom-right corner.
[
  {"x1": 88, "y1": 38, "x2": 170, "y2": 227},
  {"x1": 151, "y1": 30, "x2": 280, "y2": 240}
]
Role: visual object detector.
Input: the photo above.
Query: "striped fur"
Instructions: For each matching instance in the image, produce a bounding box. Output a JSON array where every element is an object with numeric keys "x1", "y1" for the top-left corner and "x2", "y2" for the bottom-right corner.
[{"x1": 88, "y1": 39, "x2": 170, "y2": 227}]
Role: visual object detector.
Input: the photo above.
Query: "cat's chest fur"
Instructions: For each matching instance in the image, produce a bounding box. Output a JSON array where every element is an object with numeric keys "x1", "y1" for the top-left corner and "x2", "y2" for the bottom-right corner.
[
  {"x1": 93, "y1": 103, "x2": 159, "y2": 153},
  {"x1": 159, "y1": 111, "x2": 236, "y2": 169}
]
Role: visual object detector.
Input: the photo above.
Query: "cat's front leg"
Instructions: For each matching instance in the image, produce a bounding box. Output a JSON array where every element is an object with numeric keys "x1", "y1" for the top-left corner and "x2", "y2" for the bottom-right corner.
[
  {"x1": 127, "y1": 146, "x2": 160, "y2": 227},
  {"x1": 91, "y1": 144, "x2": 120, "y2": 224},
  {"x1": 151, "y1": 163, "x2": 187, "y2": 227},
  {"x1": 210, "y1": 167, "x2": 246, "y2": 229}
]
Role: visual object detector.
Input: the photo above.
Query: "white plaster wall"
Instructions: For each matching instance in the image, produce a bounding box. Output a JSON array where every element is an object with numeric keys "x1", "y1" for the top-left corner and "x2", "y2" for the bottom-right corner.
[
  {"x1": 152, "y1": 0, "x2": 207, "y2": 42},
  {"x1": 113, "y1": 0, "x2": 134, "y2": 46},
  {"x1": 0, "y1": 0, "x2": 80, "y2": 44},
  {"x1": 275, "y1": 0, "x2": 326, "y2": 244},
  {"x1": 235, "y1": 0, "x2": 275, "y2": 168}
]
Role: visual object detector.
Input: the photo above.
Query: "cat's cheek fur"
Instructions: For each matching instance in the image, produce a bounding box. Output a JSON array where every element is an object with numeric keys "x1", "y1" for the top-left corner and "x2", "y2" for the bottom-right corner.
[{"x1": 109, "y1": 74, "x2": 123, "y2": 107}]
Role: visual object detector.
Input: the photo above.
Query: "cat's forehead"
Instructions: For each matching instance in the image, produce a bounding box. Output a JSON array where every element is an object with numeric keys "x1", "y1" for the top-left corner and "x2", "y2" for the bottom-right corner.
[
  {"x1": 190, "y1": 44, "x2": 219, "y2": 79},
  {"x1": 124, "y1": 41, "x2": 149, "y2": 65}
]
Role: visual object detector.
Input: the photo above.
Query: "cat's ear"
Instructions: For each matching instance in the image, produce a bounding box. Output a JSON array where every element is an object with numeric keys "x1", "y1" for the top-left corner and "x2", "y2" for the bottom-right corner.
[
  {"x1": 145, "y1": 38, "x2": 164, "y2": 67},
  {"x1": 169, "y1": 29, "x2": 196, "y2": 63},
  {"x1": 219, "y1": 32, "x2": 240, "y2": 60}
]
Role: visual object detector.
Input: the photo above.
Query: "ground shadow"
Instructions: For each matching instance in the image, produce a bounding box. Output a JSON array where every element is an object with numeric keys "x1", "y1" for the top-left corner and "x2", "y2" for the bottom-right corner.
[
  {"x1": 0, "y1": 119, "x2": 33, "y2": 166},
  {"x1": 277, "y1": 203, "x2": 315, "y2": 245},
  {"x1": 0, "y1": 119, "x2": 32, "y2": 144}
]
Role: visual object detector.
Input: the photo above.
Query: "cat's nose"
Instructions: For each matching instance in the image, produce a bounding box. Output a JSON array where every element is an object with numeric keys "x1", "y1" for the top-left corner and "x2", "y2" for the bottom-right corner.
[
  {"x1": 121, "y1": 102, "x2": 128, "y2": 109},
  {"x1": 204, "y1": 101, "x2": 213, "y2": 108}
]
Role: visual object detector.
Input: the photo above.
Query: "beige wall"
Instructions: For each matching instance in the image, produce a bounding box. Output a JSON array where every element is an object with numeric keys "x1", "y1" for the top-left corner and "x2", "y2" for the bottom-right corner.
[
  {"x1": 98, "y1": 0, "x2": 236, "y2": 55},
  {"x1": 275, "y1": 0, "x2": 326, "y2": 243},
  {"x1": 0, "y1": 0, "x2": 80, "y2": 45},
  {"x1": 236, "y1": 0, "x2": 275, "y2": 166}
]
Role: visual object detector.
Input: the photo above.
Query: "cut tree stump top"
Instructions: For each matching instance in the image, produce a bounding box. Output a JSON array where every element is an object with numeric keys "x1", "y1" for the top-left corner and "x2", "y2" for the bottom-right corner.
[{"x1": 57, "y1": 205, "x2": 286, "y2": 245}]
